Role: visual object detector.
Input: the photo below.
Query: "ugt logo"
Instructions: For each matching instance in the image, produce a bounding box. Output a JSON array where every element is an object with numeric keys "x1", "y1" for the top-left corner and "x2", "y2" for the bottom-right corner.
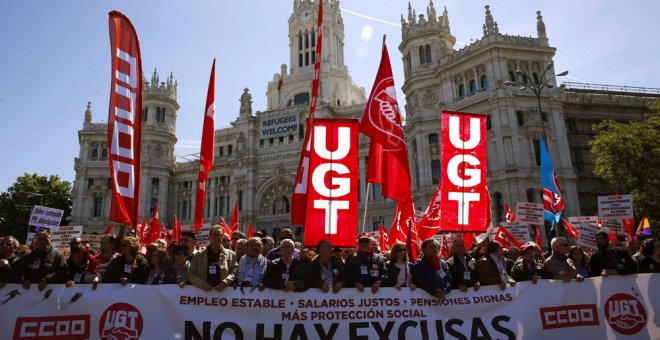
[
  {"x1": 98, "y1": 302, "x2": 144, "y2": 340},
  {"x1": 604, "y1": 293, "x2": 647, "y2": 335}
]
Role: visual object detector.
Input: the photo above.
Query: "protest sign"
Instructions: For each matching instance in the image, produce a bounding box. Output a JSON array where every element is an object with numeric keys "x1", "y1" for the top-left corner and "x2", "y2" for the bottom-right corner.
[{"x1": 515, "y1": 202, "x2": 544, "y2": 225}]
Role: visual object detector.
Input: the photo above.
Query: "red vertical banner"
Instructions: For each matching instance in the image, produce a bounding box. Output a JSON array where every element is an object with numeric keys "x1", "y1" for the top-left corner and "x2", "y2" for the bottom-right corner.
[
  {"x1": 107, "y1": 11, "x2": 143, "y2": 227},
  {"x1": 440, "y1": 111, "x2": 488, "y2": 233},
  {"x1": 194, "y1": 60, "x2": 216, "y2": 232},
  {"x1": 291, "y1": 0, "x2": 323, "y2": 225},
  {"x1": 304, "y1": 119, "x2": 358, "y2": 247}
]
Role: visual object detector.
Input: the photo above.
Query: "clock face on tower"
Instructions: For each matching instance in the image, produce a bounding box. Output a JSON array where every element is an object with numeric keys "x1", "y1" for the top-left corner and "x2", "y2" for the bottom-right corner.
[{"x1": 301, "y1": 11, "x2": 312, "y2": 21}]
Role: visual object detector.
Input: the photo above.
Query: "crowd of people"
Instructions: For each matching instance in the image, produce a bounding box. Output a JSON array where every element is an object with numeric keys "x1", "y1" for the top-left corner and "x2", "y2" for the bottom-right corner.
[{"x1": 0, "y1": 226, "x2": 658, "y2": 299}]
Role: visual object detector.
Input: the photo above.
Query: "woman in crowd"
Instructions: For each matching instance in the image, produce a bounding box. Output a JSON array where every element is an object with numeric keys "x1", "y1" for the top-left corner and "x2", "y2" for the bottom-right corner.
[
  {"x1": 65, "y1": 246, "x2": 90, "y2": 286},
  {"x1": 568, "y1": 246, "x2": 590, "y2": 278},
  {"x1": 172, "y1": 245, "x2": 190, "y2": 285},
  {"x1": 384, "y1": 242, "x2": 416, "y2": 290},
  {"x1": 147, "y1": 247, "x2": 175, "y2": 285},
  {"x1": 637, "y1": 238, "x2": 659, "y2": 273},
  {"x1": 511, "y1": 243, "x2": 542, "y2": 283}
]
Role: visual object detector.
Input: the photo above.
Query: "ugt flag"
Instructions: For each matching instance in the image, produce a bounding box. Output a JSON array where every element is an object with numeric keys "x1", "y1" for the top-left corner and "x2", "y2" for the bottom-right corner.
[{"x1": 541, "y1": 138, "x2": 564, "y2": 227}]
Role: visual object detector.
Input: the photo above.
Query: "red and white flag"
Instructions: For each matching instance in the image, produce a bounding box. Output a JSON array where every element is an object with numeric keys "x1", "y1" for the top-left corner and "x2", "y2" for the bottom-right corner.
[
  {"x1": 361, "y1": 41, "x2": 411, "y2": 203},
  {"x1": 171, "y1": 215, "x2": 181, "y2": 244},
  {"x1": 388, "y1": 198, "x2": 416, "y2": 248},
  {"x1": 107, "y1": 11, "x2": 143, "y2": 228},
  {"x1": 303, "y1": 119, "x2": 359, "y2": 247},
  {"x1": 417, "y1": 185, "x2": 442, "y2": 241},
  {"x1": 505, "y1": 203, "x2": 516, "y2": 222},
  {"x1": 194, "y1": 60, "x2": 216, "y2": 233},
  {"x1": 160, "y1": 223, "x2": 171, "y2": 243},
  {"x1": 493, "y1": 225, "x2": 522, "y2": 249},
  {"x1": 219, "y1": 217, "x2": 232, "y2": 238},
  {"x1": 291, "y1": 0, "x2": 323, "y2": 226},
  {"x1": 378, "y1": 224, "x2": 390, "y2": 252},
  {"x1": 231, "y1": 201, "x2": 240, "y2": 232},
  {"x1": 144, "y1": 202, "x2": 161, "y2": 245},
  {"x1": 440, "y1": 234, "x2": 451, "y2": 259},
  {"x1": 560, "y1": 217, "x2": 579, "y2": 239},
  {"x1": 247, "y1": 223, "x2": 254, "y2": 238},
  {"x1": 440, "y1": 111, "x2": 488, "y2": 233}
]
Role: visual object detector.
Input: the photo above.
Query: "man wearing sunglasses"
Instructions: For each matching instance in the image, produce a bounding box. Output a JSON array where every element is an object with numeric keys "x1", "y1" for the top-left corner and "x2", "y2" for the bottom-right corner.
[
  {"x1": 345, "y1": 233, "x2": 386, "y2": 294},
  {"x1": 13, "y1": 231, "x2": 67, "y2": 291},
  {"x1": 102, "y1": 236, "x2": 150, "y2": 285},
  {"x1": 0, "y1": 236, "x2": 20, "y2": 288}
]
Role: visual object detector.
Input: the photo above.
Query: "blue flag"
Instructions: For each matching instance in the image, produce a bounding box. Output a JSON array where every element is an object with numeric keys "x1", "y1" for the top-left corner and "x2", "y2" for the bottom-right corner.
[{"x1": 540, "y1": 138, "x2": 564, "y2": 228}]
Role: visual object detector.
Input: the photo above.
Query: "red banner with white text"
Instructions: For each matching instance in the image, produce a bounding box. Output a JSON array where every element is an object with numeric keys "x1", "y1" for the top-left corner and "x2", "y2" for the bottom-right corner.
[
  {"x1": 440, "y1": 111, "x2": 488, "y2": 232},
  {"x1": 107, "y1": 11, "x2": 143, "y2": 227},
  {"x1": 304, "y1": 119, "x2": 358, "y2": 248}
]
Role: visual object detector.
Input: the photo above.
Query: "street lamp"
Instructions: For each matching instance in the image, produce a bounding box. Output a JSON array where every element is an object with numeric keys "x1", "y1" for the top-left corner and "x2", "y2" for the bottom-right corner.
[
  {"x1": 27, "y1": 192, "x2": 45, "y2": 205},
  {"x1": 504, "y1": 62, "x2": 568, "y2": 139}
]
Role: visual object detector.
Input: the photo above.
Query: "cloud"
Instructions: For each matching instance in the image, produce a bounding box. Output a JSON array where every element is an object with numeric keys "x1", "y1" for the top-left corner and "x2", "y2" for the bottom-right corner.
[
  {"x1": 361, "y1": 25, "x2": 373, "y2": 42},
  {"x1": 355, "y1": 42, "x2": 369, "y2": 61}
]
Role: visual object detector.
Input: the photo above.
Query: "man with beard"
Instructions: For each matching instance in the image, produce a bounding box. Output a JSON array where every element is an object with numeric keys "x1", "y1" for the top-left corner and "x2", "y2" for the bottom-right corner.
[
  {"x1": 345, "y1": 233, "x2": 386, "y2": 294},
  {"x1": 264, "y1": 239, "x2": 308, "y2": 291},
  {"x1": 187, "y1": 226, "x2": 237, "y2": 291},
  {"x1": 589, "y1": 231, "x2": 637, "y2": 277},
  {"x1": 102, "y1": 236, "x2": 150, "y2": 284},
  {"x1": 14, "y1": 231, "x2": 67, "y2": 290},
  {"x1": 447, "y1": 238, "x2": 480, "y2": 292}
]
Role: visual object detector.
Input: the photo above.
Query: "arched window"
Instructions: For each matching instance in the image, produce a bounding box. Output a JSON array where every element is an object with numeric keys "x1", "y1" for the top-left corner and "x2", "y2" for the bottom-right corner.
[
  {"x1": 143, "y1": 107, "x2": 149, "y2": 122},
  {"x1": 469, "y1": 80, "x2": 477, "y2": 93},
  {"x1": 520, "y1": 73, "x2": 528, "y2": 84},
  {"x1": 419, "y1": 45, "x2": 432, "y2": 65},
  {"x1": 532, "y1": 73, "x2": 540, "y2": 85},
  {"x1": 458, "y1": 84, "x2": 466, "y2": 97},
  {"x1": 516, "y1": 111, "x2": 525, "y2": 126},
  {"x1": 428, "y1": 133, "x2": 439, "y2": 144},
  {"x1": 480, "y1": 75, "x2": 489, "y2": 89},
  {"x1": 431, "y1": 160, "x2": 441, "y2": 184},
  {"x1": 294, "y1": 92, "x2": 310, "y2": 106},
  {"x1": 508, "y1": 71, "x2": 515, "y2": 82},
  {"x1": 425, "y1": 45, "x2": 432, "y2": 64}
]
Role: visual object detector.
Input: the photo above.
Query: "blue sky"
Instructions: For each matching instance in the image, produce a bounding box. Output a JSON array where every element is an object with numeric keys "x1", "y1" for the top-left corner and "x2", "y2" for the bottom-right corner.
[{"x1": 1, "y1": 0, "x2": 659, "y2": 192}]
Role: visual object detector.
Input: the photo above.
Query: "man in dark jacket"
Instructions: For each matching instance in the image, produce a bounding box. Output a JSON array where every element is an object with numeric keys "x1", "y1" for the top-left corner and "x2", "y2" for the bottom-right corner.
[
  {"x1": 103, "y1": 236, "x2": 150, "y2": 284},
  {"x1": 412, "y1": 239, "x2": 453, "y2": 299},
  {"x1": 589, "y1": 231, "x2": 637, "y2": 277},
  {"x1": 263, "y1": 239, "x2": 308, "y2": 291},
  {"x1": 345, "y1": 233, "x2": 386, "y2": 294},
  {"x1": 0, "y1": 236, "x2": 21, "y2": 287},
  {"x1": 14, "y1": 231, "x2": 67, "y2": 290},
  {"x1": 308, "y1": 240, "x2": 345, "y2": 293},
  {"x1": 447, "y1": 238, "x2": 480, "y2": 292}
]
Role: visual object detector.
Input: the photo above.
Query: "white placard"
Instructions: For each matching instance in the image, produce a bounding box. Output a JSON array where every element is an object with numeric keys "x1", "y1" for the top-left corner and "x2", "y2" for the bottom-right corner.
[
  {"x1": 577, "y1": 223, "x2": 604, "y2": 249},
  {"x1": 597, "y1": 194, "x2": 634, "y2": 221},
  {"x1": 568, "y1": 216, "x2": 599, "y2": 225},
  {"x1": 515, "y1": 202, "x2": 544, "y2": 225},
  {"x1": 259, "y1": 112, "x2": 300, "y2": 139},
  {"x1": 28, "y1": 205, "x2": 64, "y2": 229},
  {"x1": 82, "y1": 234, "x2": 102, "y2": 252},
  {"x1": 51, "y1": 225, "x2": 83, "y2": 253},
  {"x1": 501, "y1": 222, "x2": 531, "y2": 244}
]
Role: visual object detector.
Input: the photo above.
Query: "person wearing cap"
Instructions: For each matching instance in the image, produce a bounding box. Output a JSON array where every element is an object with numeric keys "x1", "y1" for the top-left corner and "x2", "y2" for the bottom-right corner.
[
  {"x1": 345, "y1": 233, "x2": 386, "y2": 294},
  {"x1": 447, "y1": 238, "x2": 480, "y2": 292},
  {"x1": 412, "y1": 239, "x2": 453, "y2": 299},
  {"x1": 308, "y1": 240, "x2": 345, "y2": 293},
  {"x1": 511, "y1": 243, "x2": 544, "y2": 283}
]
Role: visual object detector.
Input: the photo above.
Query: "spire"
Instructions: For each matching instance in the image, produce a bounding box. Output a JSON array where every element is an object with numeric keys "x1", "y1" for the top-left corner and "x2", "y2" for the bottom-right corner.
[
  {"x1": 408, "y1": 2, "x2": 415, "y2": 24},
  {"x1": 151, "y1": 68, "x2": 159, "y2": 87},
  {"x1": 483, "y1": 5, "x2": 499, "y2": 37},
  {"x1": 428, "y1": 0, "x2": 437, "y2": 22},
  {"x1": 84, "y1": 101, "x2": 92, "y2": 126},
  {"x1": 440, "y1": 6, "x2": 450, "y2": 32},
  {"x1": 537, "y1": 10, "x2": 548, "y2": 43}
]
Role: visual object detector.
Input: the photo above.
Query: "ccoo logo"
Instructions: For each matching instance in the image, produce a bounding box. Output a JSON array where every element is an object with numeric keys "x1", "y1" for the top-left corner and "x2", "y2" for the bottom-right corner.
[
  {"x1": 98, "y1": 302, "x2": 144, "y2": 340},
  {"x1": 604, "y1": 293, "x2": 647, "y2": 335}
]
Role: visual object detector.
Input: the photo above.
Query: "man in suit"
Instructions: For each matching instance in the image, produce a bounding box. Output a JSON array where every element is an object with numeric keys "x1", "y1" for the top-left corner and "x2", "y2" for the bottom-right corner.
[
  {"x1": 477, "y1": 241, "x2": 516, "y2": 290},
  {"x1": 345, "y1": 233, "x2": 386, "y2": 294},
  {"x1": 187, "y1": 226, "x2": 238, "y2": 291},
  {"x1": 264, "y1": 239, "x2": 307, "y2": 291},
  {"x1": 412, "y1": 239, "x2": 453, "y2": 299},
  {"x1": 308, "y1": 240, "x2": 345, "y2": 293},
  {"x1": 447, "y1": 238, "x2": 480, "y2": 292}
]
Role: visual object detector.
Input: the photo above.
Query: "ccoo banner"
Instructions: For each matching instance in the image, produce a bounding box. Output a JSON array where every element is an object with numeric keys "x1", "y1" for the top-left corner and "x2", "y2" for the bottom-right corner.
[
  {"x1": 304, "y1": 119, "x2": 358, "y2": 248},
  {"x1": 440, "y1": 111, "x2": 488, "y2": 232},
  {"x1": 0, "y1": 275, "x2": 656, "y2": 339}
]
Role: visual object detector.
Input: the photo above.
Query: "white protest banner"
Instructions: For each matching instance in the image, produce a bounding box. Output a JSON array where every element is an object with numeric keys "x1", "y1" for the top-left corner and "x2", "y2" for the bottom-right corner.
[
  {"x1": 82, "y1": 234, "x2": 102, "y2": 252},
  {"x1": 577, "y1": 223, "x2": 603, "y2": 249},
  {"x1": 259, "y1": 112, "x2": 299, "y2": 139},
  {"x1": 515, "y1": 202, "x2": 544, "y2": 225},
  {"x1": 0, "y1": 275, "x2": 657, "y2": 339},
  {"x1": 28, "y1": 205, "x2": 64, "y2": 229},
  {"x1": 196, "y1": 223, "x2": 212, "y2": 248},
  {"x1": 598, "y1": 194, "x2": 633, "y2": 221},
  {"x1": 501, "y1": 222, "x2": 531, "y2": 244},
  {"x1": 51, "y1": 225, "x2": 83, "y2": 253},
  {"x1": 568, "y1": 216, "x2": 599, "y2": 225}
]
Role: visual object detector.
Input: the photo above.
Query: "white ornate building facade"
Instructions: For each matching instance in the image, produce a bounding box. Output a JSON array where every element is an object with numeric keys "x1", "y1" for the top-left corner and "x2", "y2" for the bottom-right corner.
[{"x1": 70, "y1": 0, "x2": 659, "y2": 240}]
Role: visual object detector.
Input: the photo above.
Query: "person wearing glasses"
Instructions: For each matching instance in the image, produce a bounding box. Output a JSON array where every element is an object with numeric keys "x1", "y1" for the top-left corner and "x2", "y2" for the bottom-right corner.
[
  {"x1": 261, "y1": 236, "x2": 275, "y2": 257},
  {"x1": 412, "y1": 239, "x2": 453, "y2": 299},
  {"x1": 383, "y1": 242, "x2": 416, "y2": 291},
  {"x1": 264, "y1": 239, "x2": 308, "y2": 291},
  {"x1": 102, "y1": 236, "x2": 150, "y2": 285},
  {"x1": 187, "y1": 225, "x2": 238, "y2": 291},
  {"x1": 0, "y1": 236, "x2": 21, "y2": 288},
  {"x1": 544, "y1": 237, "x2": 584, "y2": 282},
  {"x1": 345, "y1": 233, "x2": 386, "y2": 294},
  {"x1": 14, "y1": 231, "x2": 67, "y2": 291}
]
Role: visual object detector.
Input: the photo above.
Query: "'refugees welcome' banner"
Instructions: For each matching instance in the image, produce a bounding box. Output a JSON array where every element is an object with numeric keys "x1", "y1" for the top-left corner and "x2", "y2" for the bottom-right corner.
[{"x1": 1, "y1": 274, "x2": 657, "y2": 339}]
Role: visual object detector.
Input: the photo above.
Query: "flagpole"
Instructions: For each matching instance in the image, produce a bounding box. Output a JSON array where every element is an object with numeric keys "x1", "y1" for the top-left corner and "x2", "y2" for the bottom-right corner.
[{"x1": 362, "y1": 183, "x2": 371, "y2": 233}]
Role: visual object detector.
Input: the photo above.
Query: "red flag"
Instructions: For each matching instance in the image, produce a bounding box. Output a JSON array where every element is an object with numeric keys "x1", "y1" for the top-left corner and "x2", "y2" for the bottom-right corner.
[
  {"x1": 107, "y1": 11, "x2": 143, "y2": 228},
  {"x1": 247, "y1": 223, "x2": 254, "y2": 238},
  {"x1": 561, "y1": 217, "x2": 579, "y2": 239},
  {"x1": 440, "y1": 234, "x2": 451, "y2": 259},
  {"x1": 219, "y1": 217, "x2": 232, "y2": 238},
  {"x1": 417, "y1": 184, "x2": 442, "y2": 241},
  {"x1": 493, "y1": 225, "x2": 522, "y2": 249},
  {"x1": 388, "y1": 198, "x2": 416, "y2": 248},
  {"x1": 194, "y1": 60, "x2": 216, "y2": 233},
  {"x1": 160, "y1": 223, "x2": 171, "y2": 243},
  {"x1": 138, "y1": 216, "x2": 147, "y2": 243},
  {"x1": 171, "y1": 215, "x2": 182, "y2": 244},
  {"x1": 231, "y1": 201, "x2": 240, "y2": 232},
  {"x1": 406, "y1": 217, "x2": 421, "y2": 261},
  {"x1": 504, "y1": 204, "x2": 516, "y2": 222},
  {"x1": 440, "y1": 111, "x2": 489, "y2": 233},
  {"x1": 291, "y1": 0, "x2": 323, "y2": 226},
  {"x1": 144, "y1": 202, "x2": 161, "y2": 245},
  {"x1": 378, "y1": 224, "x2": 390, "y2": 252},
  {"x1": 104, "y1": 222, "x2": 114, "y2": 236},
  {"x1": 535, "y1": 225, "x2": 542, "y2": 246},
  {"x1": 361, "y1": 42, "x2": 411, "y2": 203},
  {"x1": 623, "y1": 218, "x2": 636, "y2": 243},
  {"x1": 463, "y1": 233, "x2": 475, "y2": 252}
]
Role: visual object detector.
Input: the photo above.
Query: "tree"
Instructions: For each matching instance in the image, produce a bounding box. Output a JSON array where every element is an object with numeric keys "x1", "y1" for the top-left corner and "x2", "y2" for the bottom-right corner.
[
  {"x1": 590, "y1": 101, "x2": 660, "y2": 237},
  {"x1": 0, "y1": 173, "x2": 72, "y2": 242}
]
